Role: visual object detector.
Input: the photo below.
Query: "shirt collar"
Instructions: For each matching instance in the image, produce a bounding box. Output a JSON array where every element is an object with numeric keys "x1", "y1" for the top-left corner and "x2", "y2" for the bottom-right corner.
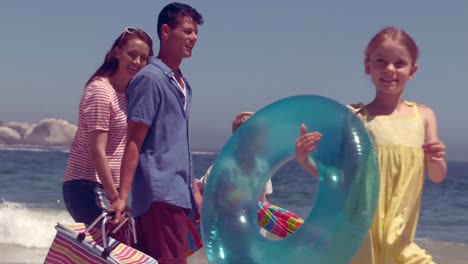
[{"x1": 149, "y1": 56, "x2": 183, "y2": 79}]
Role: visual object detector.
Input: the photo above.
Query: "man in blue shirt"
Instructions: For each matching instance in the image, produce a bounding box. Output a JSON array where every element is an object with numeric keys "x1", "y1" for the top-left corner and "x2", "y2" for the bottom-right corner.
[{"x1": 110, "y1": 3, "x2": 204, "y2": 263}]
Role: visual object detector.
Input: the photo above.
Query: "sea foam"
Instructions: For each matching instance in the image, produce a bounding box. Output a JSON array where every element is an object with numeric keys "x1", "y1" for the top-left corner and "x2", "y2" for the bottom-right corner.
[{"x1": 0, "y1": 201, "x2": 72, "y2": 248}]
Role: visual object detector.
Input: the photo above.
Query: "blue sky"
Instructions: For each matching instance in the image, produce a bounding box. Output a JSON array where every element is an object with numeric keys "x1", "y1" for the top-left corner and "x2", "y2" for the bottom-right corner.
[{"x1": 1, "y1": 1, "x2": 467, "y2": 161}]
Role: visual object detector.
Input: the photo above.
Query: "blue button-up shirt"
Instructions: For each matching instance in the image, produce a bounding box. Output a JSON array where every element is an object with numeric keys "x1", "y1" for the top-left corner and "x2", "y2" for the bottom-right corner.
[{"x1": 126, "y1": 57, "x2": 194, "y2": 217}]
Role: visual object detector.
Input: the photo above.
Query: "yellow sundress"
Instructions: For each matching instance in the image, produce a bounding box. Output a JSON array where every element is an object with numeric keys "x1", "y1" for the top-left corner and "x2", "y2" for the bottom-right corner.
[{"x1": 350, "y1": 101, "x2": 435, "y2": 264}]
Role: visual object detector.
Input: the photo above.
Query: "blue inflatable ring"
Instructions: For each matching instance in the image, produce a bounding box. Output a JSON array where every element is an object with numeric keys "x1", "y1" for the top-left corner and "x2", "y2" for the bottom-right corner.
[{"x1": 201, "y1": 95, "x2": 379, "y2": 264}]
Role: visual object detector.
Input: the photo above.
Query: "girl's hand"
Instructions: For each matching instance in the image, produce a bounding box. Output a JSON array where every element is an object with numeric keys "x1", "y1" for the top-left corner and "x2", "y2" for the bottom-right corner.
[
  {"x1": 423, "y1": 140, "x2": 446, "y2": 161},
  {"x1": 295, "y1": 124, "x2": 322, "y2": 165}
]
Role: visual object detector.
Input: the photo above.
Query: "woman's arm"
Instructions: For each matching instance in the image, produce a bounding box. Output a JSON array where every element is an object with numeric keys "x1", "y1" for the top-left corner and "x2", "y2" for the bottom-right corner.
[{"x1": 90, "y1": 130, "x2": 119, "y2": 201}]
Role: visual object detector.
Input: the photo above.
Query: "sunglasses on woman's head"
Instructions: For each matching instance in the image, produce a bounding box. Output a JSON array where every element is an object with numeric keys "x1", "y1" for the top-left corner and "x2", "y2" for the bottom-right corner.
[
  {"x1": 119, "y1": 27, "x2": 152, "y2": 42},
  {"x1": 169, "y1": 2, "x2": 185, "y2": 9}
]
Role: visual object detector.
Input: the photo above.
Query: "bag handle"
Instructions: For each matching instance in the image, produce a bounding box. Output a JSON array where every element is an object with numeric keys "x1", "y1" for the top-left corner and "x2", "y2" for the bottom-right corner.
[{"x1": 76, "y1": 211, "x2": 137, "y2": 259}]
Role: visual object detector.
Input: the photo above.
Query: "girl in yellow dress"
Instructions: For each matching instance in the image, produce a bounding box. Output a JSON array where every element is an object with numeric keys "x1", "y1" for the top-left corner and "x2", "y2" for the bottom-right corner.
[{"x1": 295, "y1": 27, "x2": 447, "y2": 263}]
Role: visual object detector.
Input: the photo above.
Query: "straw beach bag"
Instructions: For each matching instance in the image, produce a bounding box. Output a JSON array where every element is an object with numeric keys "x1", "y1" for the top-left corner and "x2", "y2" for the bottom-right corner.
[{"x1": 44, "y1": 212, "x2": 158, "y2": 264}]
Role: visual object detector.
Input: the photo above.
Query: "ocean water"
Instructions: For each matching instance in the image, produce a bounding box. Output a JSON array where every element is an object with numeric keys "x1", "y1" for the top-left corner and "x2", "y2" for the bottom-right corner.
[{"x1": 0, "y1": 146, "x2": 467, "y2": 263}]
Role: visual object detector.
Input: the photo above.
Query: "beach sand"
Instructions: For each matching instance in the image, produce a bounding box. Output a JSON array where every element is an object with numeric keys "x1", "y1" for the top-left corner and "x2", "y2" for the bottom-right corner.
[
  {"x1": 417, "y1": 239, "x2": 468, "y2": 264},
  {"x1": 2, "y1": 239, "x2": 467, "y2": 264}
]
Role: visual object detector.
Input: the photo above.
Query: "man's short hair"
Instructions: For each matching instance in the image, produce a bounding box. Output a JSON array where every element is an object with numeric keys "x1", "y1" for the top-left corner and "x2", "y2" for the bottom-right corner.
[{"x1": 157, "y1": 2, "x2": 204, "y2": 39}]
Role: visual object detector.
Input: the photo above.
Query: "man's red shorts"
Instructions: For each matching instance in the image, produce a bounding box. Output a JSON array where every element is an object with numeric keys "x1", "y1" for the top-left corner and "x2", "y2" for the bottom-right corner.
[{"x1": 135, "y1": 201, "x2": 190, "y2": 264}]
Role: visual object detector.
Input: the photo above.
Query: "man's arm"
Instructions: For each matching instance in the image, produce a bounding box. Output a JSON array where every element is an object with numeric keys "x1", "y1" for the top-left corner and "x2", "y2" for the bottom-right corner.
[{"x1": 109, "y1": 122, "x2": 149, "y2": 222}]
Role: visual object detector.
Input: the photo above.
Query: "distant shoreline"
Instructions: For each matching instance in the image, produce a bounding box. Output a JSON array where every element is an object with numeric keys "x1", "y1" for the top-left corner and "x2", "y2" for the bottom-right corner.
[
  {"x1": 0, "y1": 144, "x2": 219, "y2": 154},
  {"x1": 0, "y1": 144, "x2": 70, "y2": 151},
  {"x1": 1, "y1": 145, "x2": 466, "y2": 164}
]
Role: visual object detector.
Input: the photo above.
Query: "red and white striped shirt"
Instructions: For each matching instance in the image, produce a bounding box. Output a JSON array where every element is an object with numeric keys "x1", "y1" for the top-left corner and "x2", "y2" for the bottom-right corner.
[{"x1": 63, "y1": 77, "x2": 127, "y2": 186}]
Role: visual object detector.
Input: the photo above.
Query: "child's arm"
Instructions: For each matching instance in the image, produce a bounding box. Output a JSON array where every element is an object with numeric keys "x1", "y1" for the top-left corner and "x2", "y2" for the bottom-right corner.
[
  {"x1": 262, "y1": 179, "x2": 273, "y2": 201},
  {"x1": 193, "y1": 177, "x2": 203, "y2": 212},
  {"x1": 422, "y1": 106, "x2": 447, "y2": 183},
  {"x1": 295, "y1": 124, "x2": 321, "y2": 177},
  {"x1": 199, "y1": 164, "x2": 213, "y2": 190}
]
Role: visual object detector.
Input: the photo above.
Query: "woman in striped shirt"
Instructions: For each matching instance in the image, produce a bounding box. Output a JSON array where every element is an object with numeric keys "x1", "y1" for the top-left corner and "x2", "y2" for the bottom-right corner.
[{"x1": 62, "y1": 28, "x2": 153, "y2": 225}]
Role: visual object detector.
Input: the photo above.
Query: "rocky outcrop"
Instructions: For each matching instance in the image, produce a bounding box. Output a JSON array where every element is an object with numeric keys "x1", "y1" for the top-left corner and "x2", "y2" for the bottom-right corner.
[
  {"x1": 0, "y1": 119, "x2": 77, "y2": 147},
  {"x1": 0, "y1": 126, "x2": 22, "y2": 144}
]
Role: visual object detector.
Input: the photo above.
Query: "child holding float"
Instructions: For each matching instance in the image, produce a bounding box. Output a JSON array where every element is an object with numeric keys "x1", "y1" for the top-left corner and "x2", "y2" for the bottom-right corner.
[{"x1": 296, "y1": 27, "x2": 447, "y2": 264}]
